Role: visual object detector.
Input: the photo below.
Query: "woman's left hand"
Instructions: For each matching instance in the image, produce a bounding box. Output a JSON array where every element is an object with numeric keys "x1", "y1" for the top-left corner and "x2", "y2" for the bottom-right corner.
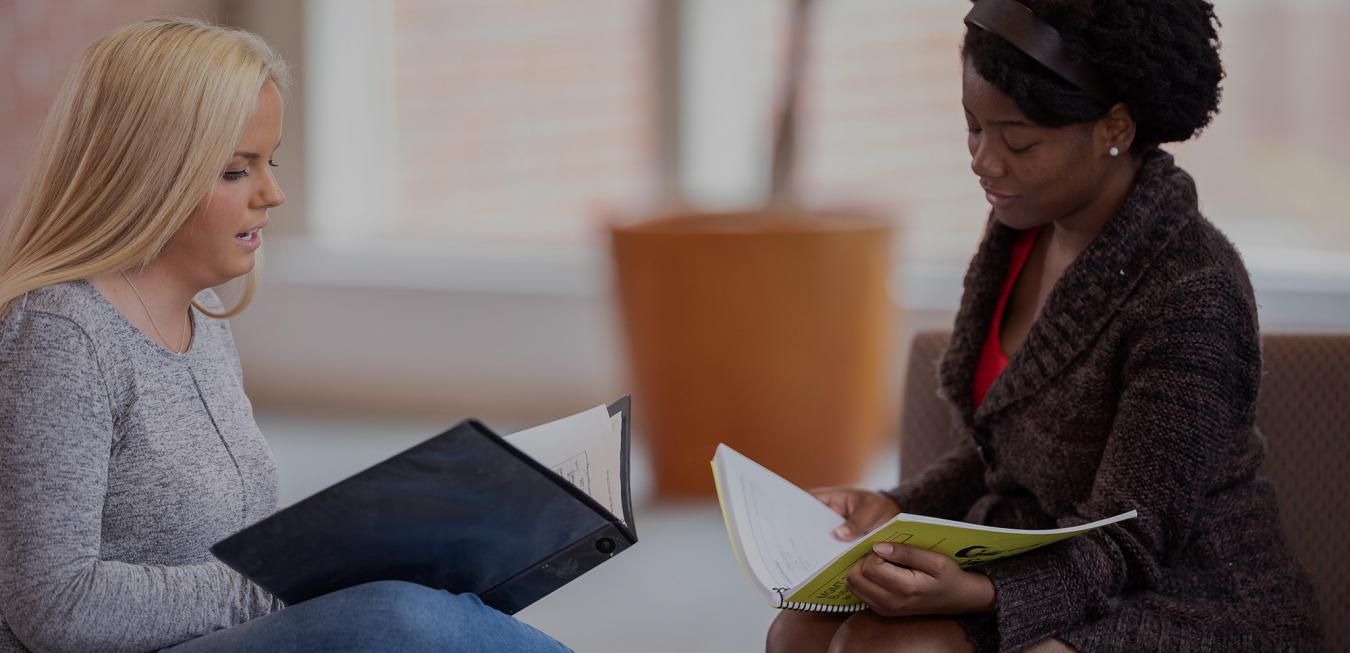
[{"x1": 844, "y1": 543, "x2": 996, "y2": 617}]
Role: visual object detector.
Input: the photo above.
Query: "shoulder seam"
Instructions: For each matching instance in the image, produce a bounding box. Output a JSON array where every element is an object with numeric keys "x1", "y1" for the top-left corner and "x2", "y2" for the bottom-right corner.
[{"x1": 13, "y1": 309, "x2": 117, "y2": 415}]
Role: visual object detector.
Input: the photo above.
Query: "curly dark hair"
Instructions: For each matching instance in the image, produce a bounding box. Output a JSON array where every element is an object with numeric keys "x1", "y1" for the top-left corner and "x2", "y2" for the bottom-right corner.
[{"x1": 962, "y1": 0, "x2": 1225, "y2": 150}]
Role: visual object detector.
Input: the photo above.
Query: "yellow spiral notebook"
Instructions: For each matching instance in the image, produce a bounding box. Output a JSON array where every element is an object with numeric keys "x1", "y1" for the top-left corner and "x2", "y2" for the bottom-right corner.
[{"x1": 711, "y1": 443, "x2": 1136, "y2": 612}]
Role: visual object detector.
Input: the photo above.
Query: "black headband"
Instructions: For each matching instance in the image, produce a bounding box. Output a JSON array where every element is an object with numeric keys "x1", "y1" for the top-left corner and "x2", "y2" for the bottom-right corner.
[{"x1": 964, "y1": 0, "x2": 1115, "y2": 105}]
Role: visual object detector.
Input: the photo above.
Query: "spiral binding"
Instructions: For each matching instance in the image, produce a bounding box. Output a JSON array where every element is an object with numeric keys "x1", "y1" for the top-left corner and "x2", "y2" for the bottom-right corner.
[{"x1": 773, "y1": 588, "x2": 868, "y2": 613}]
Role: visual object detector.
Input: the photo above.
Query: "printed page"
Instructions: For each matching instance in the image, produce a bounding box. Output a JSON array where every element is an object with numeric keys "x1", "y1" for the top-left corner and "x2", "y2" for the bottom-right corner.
[
  {"x1": 606, "y1": 411, "x2": 623, "y2": 520},
  {"x1": 713, "y1": 445, "x2": 852, "y2": 602},
  {"x1": 504, "y1": 405, "x2": 624, "y2": 523}
]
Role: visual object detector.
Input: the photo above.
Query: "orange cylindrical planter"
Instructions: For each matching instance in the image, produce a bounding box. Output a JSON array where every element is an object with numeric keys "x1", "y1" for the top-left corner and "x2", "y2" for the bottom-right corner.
[{"x1": 611, "y1": 209, "x2": 896, "y2": 497}]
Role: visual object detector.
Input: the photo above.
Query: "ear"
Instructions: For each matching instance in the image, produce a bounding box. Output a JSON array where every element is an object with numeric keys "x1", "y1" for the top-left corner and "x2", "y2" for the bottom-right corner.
[{"x1": 1095, "y1": 102, "x2": 1137, "y2": 156}]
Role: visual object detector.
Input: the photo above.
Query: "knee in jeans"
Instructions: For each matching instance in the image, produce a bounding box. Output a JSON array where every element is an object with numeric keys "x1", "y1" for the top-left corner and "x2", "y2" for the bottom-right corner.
[
  {"x1": 345, "y1": 580, "x2": 442, "y2": 610},
  {"x1": 349, "y1": 581, "x2": 499, "y2": 647},
  {"x1": 349, "y1": 582, "x2": 451, "y2": 624}
]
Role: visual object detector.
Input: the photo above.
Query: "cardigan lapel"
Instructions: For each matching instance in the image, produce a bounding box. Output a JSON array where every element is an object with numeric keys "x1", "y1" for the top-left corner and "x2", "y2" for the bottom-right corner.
[
  {"x1": 975, "y1": 148, "x2": 1198, "y2": 421},
  {"x1": 938, "y1": 219, "x2": 1017, "y2": 431},
  {"x1": 944, "y1": 149, "x2": 1200, "y2": 428}
]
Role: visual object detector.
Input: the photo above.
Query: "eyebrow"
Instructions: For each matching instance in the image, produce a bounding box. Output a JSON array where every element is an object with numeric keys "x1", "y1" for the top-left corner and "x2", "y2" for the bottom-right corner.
[
  {"x1": 963, "y1": 106, "x2": 1035, "y2": 128},
  {"x1": 232, "y1": 139, "x2": 284, "y2": 160}
]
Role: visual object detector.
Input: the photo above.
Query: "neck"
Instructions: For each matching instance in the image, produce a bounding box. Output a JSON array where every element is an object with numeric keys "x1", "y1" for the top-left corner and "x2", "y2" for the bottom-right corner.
[
  {"x1": 89, "y1": 260, "x2": 204, "y2": 352},
  {"x1": 121, "y1": 261, "x2": 204, "y2": 312},
  {"x1": 1047, "y1": 155, "x2": 1144, "y2": 257}
]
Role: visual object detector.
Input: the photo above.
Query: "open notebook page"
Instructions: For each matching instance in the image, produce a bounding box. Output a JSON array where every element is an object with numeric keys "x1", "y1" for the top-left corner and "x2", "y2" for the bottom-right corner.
[
  {"x1": 505, "y1": 405, "x2": 625, "y2": 524},
  {"x1": 715, "y1": 444, "x2": 851, "y2": 594}
]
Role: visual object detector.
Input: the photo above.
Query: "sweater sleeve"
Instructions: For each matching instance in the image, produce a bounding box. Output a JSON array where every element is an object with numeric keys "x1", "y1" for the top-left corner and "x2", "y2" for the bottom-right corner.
[
  {"x1": 978, "y1": 271, "x2": 1259, "y2": 652},
  {"x1": 0, "y1": 312, "x2": 280, "y2": 653},
  {"x1": 880, "y1": 441, "x2": 987, "y2": 520}
]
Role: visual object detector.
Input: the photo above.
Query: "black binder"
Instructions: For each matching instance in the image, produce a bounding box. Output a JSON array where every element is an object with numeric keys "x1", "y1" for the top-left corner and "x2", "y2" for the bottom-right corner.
[{"x1": 211, "y1": 397, "x2": 637, "y2": 614}]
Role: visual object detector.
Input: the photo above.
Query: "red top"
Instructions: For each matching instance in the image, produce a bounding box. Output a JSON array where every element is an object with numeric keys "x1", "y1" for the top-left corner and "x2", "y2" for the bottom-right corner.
[{"x1": 972, "y1": 227, "x2": 1042, "y2": 408}]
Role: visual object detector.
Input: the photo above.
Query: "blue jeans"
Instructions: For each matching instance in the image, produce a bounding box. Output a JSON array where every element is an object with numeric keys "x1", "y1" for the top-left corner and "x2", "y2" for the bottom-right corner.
[{"x1": 161, "y1": 580, "x2": 572, "y2": 652}]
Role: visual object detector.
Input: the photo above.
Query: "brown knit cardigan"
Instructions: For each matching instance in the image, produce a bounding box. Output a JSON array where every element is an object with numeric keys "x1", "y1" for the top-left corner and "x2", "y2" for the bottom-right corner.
[{"x1": 883, "y1": 149, "x2": 1322, "y2": 652}]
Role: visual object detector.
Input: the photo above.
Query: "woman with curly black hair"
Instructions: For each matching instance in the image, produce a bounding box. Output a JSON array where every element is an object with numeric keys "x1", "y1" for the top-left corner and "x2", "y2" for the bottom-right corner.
[{"x1": 767, "y1": 1, "x2": 1323, "y2": 651}]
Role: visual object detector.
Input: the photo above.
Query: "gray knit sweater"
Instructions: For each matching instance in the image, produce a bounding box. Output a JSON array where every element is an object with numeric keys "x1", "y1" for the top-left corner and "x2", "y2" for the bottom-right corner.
[{"x1": 0, "y1": 280, "x2": 282, "y2": 652}]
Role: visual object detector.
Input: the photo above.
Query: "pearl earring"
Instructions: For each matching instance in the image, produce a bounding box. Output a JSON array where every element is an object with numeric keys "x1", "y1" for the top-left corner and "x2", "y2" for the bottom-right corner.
[{"x1": 1109, "y1": 146, "x2": 1120, "y2": 157}]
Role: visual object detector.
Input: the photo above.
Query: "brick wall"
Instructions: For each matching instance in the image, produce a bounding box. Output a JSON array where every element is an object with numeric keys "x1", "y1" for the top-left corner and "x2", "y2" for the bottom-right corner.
[
  {"x1": 1170, "y1": 1, "x2": 1350, "y2": 248},
  {"x1": 799, "y1": 0, "x2": 983, "y2": 263},
  {"x1": 390, "y1": 0, "x2": 658, "y2": 244},
  {"x1": 794, "y1": 0, "x2": 1350, "y2": 259},
  {"x1": 0, "y1": 0, "x2": 223, "y2": 214},
  {"x1": 5, "y1": 1, "x2": 1347, "y2": 254}
]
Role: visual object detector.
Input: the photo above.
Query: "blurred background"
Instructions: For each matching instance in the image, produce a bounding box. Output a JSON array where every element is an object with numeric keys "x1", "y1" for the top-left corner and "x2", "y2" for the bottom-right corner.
[{"x1": 4, "y1": 1, "x2": 1349, "y2": 650}]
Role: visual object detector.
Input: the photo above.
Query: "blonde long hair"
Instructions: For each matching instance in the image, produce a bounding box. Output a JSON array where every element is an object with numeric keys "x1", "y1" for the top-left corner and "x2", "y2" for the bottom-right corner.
[{"x1": 0, "y1": 17, "x2": 288, "y2": 318}]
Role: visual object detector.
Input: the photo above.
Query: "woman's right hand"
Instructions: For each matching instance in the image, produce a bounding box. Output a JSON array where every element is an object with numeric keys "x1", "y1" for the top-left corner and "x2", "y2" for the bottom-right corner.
[{"x1": 809, "y1": 487, "x2": 901, "y2": 540}]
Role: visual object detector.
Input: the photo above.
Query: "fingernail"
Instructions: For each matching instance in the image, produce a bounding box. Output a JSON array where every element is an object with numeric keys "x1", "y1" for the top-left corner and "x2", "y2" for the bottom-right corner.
[
  {"x1": 834, "y1": 526, "x2": 850, "y2": 538},
  {"x1": 873, "y1": 543, "x2": 893, "y2": 555}
]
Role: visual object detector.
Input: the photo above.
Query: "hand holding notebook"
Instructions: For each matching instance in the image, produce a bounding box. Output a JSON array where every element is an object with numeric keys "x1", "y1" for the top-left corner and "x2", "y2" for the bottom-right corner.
[
  {"x1": 808, "y1": 485, "x2": 1000, "y2": 615},
  {"x1": 711, "y1": 444, "x2": 1135, "y2": 612},
  {"x1": 810, "y1": 486, "x2": 902, "y2": 541}
]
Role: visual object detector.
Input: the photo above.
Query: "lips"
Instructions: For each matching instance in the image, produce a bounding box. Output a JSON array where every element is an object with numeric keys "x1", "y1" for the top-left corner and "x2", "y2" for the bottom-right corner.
[
  {"x1": 234, "y1": 222, "x2": 265, "y2": 251},
  {"x1": 980, "y1": 183, "x2": 1018, "y2": 208},
  {"x1": 980, "y1": 182, "x2": 1017, "y2": 197},
  {"x1": 235, "y1": 219, "x2": 267, "y2": 240}
]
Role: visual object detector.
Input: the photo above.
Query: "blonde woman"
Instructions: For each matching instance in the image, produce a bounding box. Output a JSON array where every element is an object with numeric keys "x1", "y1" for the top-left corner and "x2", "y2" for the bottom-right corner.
[{"x1": 0, "y1": 18, "x2": 570, "y2": 653}]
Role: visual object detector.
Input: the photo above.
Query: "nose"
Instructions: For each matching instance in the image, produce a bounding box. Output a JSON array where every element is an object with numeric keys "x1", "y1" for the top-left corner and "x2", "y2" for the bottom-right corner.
[
  {"x1": 254, "y1": 166, "x2": 285, "y2": 210},
  {"x1": 969, "y1": 134, "x2": 1005, "y2": 180}
]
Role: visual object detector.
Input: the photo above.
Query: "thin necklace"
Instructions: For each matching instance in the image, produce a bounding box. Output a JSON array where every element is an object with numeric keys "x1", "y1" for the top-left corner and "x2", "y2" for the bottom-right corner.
[{"x1": 120, "y1": 271, "x2": 190, "y2": 353}]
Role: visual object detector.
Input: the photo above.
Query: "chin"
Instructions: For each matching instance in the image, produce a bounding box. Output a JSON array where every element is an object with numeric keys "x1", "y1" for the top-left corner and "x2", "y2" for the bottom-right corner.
[
  {"x1": 992, "y1": 208, "x2": 1045, "y2": 231},
  {"x1": 214, "y1": 254, "x2": 257, "y2": 285}
]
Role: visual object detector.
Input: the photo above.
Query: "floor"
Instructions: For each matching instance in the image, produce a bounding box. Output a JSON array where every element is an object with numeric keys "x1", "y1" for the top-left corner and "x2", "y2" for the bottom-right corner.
[{"x1": 258, "y1": 411, "x2": 900, "y2": 653}]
